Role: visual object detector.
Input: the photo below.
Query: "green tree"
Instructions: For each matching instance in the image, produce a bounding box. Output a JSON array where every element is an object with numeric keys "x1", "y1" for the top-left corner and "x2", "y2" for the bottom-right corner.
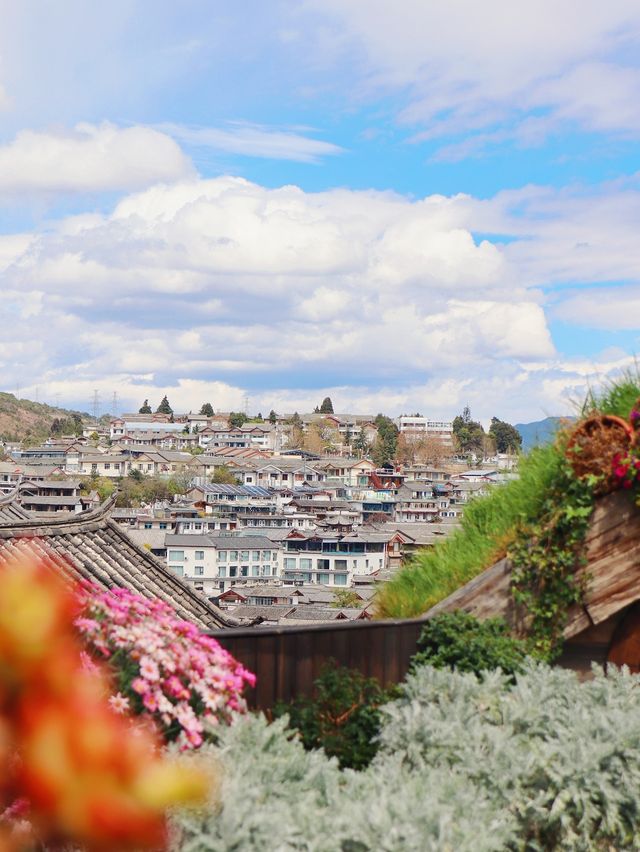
[
  {"x1": 210, "y1": 465, "x2": 240, "y2": 484},
  {"x1": 331, "y1": 589, "x2": 363, "y2": 608},
  {"x1": 139, "y1": 399, "x2": 152, "y2": 414},
  {"x1": 156, "y1": 395, "x2": 173, "y2": 415},
  {"x1": 489, "y1": 417, "x2": 522, "y2": 453},
  {"x1": 352, "y1": 431, "x2": 370, "y2": 458},
  {"x1": 199, "y1": 402, "x2": 214, "y2": 417},
  {"x1": 372, "y1": 414, "x2": 398, "y2": 465},
  {"x1": 411, "y1": 612, "x2": 528, "y2": 679},
  {"x1": 229, "y1": 411, "x2": 248, "y2": 428},
  {"x1": 319, "y1": 397, "x2": 334, "y2": 414},
  {"x1": 268, "y1": 410, "x2": 277, "y2": 424},
  {"x1": 452, "y1": 406, "x2": 485, "y2": 455}
]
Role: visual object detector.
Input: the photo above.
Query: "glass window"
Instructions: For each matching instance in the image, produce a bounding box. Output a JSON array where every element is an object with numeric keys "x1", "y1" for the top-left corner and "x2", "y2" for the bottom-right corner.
[
  {"x1": 317, "y1": 559, "x2": 330, "y2": 570},
  {"x1": 334, "y1": 574, "x2": 347, "y2": 586},
  {"x1": 335, "y1": 559, "x2": 347, "y2": 570},
  {"x1": 159, "y1": 523, "x2": 167, "y2": 529},
  {"x1": 272, "y1": 552, "x2": 278, "y2": 561},
  {"x1": 241, "y1": 566, "x2": 249, "y2": 577},
  {"x1": 195, "y1": 550, "x2": 205, "y2": 560},
  {"x1": 220, "y1": 522, "x2": 227, "y2": 530},
  {"x1": 218, "y1": 551, "x2": 227, "y2": 561},
  {"x1": 168, "y1": 550, "x2": 184, "y2": 561},
  {"x1": 229, "y1": 566, "x2": 237, "y2": 578},
  {"x1": 261, "y1": 550, "x2": 270, "y2": 560},
  {"x1": 144, "y1": 523, "x2": 152, "y2": 529},
  {"x1": 218, "y1": 566, "x2": 226, "y2": 578},
  {"x1": 252, "y1": 551, "x2": 260, "y2": 561},
  {"x1": 251, "y1": 566, "x2": 260, "y2": 577},
  {"x1": 300, "y1": 558, "x2": 312, "y2": 570},
  {"x1": 240, "y1": 551, "x2": 249, "y2": 561},
  {"x1": 262, "y1": 565, "x2": 271, "y2": 576},
  {"x1": 317, "y1": 573, "x2": 330, "y2": 584},
  {"x1": 284, "y1": 558, "x2": 296, "y2": 570},
  {"x1": 194, "y1": 566, "x2": 204, "y2": 576},
  {"x1": 172, "y1": 565, "x2": 184, "y2": 577},
  {"x1": 230, "y1": 551, "x2": 238, "y2": 561}
]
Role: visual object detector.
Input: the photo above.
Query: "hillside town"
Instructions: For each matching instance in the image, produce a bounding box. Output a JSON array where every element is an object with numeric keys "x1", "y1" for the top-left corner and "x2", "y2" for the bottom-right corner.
[{"x1": 0, "y1": 397, "x2": 517, "y2": 624}]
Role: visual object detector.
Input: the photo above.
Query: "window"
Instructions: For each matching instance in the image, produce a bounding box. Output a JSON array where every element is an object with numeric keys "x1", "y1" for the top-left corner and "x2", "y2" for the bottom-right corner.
[
  {"x1": 240, "y1": 551, "x2": 249, "y2": 561},
  {"x1": 317, "y1": 559, "x2": 330, "y2": 570},
  {"x1": 272, "y1": 552, "x2": 278, "y2": 561},
  {"x1": 220, "y1": 522, "x2": 227, "y2": 530},
  {"x1": 229, "y1": 566, "x2": 237, "y2": 578},
  {"x1": 252, "y1": 551, "x2": 260, "y2": 561},
  {"x1": 144, "y1": 523, "x2": 152, "y2": 529},
  {"x1": 317, "y1": 572, "x2": 330, "y2": 584},
  {"x1": 262, "y1": 550, "x2": 270, "y2": 560},
  {"x1": 159, "y1": 523, "x2": 167, "y2": 530},
  {"x1": 194, "y1": 523, "x2": 202, "y2": 531},
  {"x1": 195, "y1": 550, "x2": 205, "y2": 560},
  {"x1": 334, "y1": 559, "x2": 347, "y2": 570},
  {"x1": 194, "y1": 582, "x2": 204, "y2": 591},
  {"x1": 251, "y1": 566, "x2": 260, "y2": 577},
  {"x1": 334, "y1": 574, "x2": 347, "y2": 586},
  {"x1": 218, "y1": 551, "x2": 227, "y2": 561},
  {"x1": 284, "y1": 558, "x2": 296, "y2": 570},
  {"x1": 230, "y1": 551, "x2": 238, "y2": 561},
  {"x1": 194, "y1": 566, "x2": 204, "y2": 576},
  {"x1": 172, "y1": 565, "x2": 184, "y2": 577},
  {"x1": 218, "y1": 566, "x2": 226, "y2": 578},
  {"x1": 300, "y1": 558, "x2": 312, "y2": 570},
  {"x1": 104, "y1": 463, "x2": 111, "y2": 470},
  {"x1": 241, "y1": 566, "x2": 249, "y2": 577},
  {"x1": 262, "y1": 565, "x2": 271, "y2": 576},
  {"x1": 168, "y1": 550, "x2": 184, "y2": 562}
]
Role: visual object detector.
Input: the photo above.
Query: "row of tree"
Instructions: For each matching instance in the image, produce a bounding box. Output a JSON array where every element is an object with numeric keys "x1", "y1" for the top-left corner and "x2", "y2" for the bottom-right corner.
[{"x1": 452, "y1": 407, "x2": 522, "y2": 454}]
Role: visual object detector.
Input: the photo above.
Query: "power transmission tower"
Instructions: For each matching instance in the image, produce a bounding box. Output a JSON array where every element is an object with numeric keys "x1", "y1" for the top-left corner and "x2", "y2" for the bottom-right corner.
[{"x1": 91, "y1": 390, "x2": 100, "y2": 426}]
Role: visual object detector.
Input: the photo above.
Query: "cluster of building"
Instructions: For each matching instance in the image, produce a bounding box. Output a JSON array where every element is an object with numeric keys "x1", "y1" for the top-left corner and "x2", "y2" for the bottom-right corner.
[{"x1": 0, "y1": 408, "x2": 511, "y2": 624}]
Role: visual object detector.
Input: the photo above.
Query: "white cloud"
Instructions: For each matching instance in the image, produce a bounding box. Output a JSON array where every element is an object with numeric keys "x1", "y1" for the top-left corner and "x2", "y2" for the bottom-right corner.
[
  {"x1": 3, "y1": 174, "x2": 640, "y2": 421},
  {"x1": 163, "y1": 122, "x2": 344, "y2": 163},
  {"x1": 0, "y1": 122, "x2": 194, "y2": 194},
  {"x1": 306, "y1": 1, "x2": 640, "y2": 151}
]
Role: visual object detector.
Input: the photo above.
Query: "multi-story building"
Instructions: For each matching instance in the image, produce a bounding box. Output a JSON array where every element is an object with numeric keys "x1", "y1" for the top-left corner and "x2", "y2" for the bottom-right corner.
[
  {"x1": 396, "y1": 416, "x2": 454, "y2": 445},
  {"x1": 164, "y1": 533, "x2": 280, "y2": 594},
  {"x1": 280, "y1": 529, "x2": 395, "y2": 586}
]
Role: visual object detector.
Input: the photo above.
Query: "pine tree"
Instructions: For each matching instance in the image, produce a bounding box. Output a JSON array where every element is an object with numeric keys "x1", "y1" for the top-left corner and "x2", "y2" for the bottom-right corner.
[
  {"x1": 156, "y1": 396, "x2": 173, "y2": 415},
  {"x1": 139, "y1": 399, "x2": 152, "y2": 414},
  {"x1": 200, "y1": 403, "x2": 214, "y2": 417},
  {"x1": 319, "y1": 397, "x2": 334, "y2": 414}
]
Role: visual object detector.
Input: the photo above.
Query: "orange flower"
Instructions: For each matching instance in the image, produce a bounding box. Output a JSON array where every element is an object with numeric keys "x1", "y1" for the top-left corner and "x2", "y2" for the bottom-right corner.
[{"x1": 0, "y1": 546, "x2": 208, "y2": 850}]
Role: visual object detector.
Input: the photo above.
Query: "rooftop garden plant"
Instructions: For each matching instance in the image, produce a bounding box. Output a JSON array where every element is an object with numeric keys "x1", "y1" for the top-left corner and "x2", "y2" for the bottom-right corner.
[{"x1": 376, "y1": 369, "x2": 640, "y2": 660}]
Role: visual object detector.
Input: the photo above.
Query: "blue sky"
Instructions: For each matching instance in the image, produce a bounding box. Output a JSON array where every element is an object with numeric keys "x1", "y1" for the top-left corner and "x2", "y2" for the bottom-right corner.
[{"x1": 1, "y1": 0, "x2": 640, "y2": 423}]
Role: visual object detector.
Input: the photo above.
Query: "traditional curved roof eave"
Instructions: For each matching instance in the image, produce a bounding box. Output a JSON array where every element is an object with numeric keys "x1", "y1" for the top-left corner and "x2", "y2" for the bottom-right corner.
[{"x1": 0, "y1": 493, "x2": 249, "y2": 631}]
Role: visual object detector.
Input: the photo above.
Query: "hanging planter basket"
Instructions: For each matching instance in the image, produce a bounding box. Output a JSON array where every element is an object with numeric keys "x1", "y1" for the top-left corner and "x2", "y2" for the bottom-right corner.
[{"x1": 566, "y1": 414, "x2": 634, "y2": 493}]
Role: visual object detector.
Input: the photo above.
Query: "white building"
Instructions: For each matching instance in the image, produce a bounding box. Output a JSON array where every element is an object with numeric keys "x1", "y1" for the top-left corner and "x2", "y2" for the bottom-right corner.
[
  {"x1": 165, "y1": 533, "x2": 280, "y2": 594},
  {"x1": 280, "y1": 529, "x2": 393, "y2": 586},
  {"x1": 396, "y1": 416, "x2": 453, "y2": 444}
]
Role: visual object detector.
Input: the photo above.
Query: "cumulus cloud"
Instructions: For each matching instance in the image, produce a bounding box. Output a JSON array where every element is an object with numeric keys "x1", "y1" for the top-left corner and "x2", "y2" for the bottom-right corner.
[
  {"x1": 2, "y1": 174, "x2": 639, "y2": 421},
  {"x1": 0, "y1": 122, "x2": 194, "y2": 194}
]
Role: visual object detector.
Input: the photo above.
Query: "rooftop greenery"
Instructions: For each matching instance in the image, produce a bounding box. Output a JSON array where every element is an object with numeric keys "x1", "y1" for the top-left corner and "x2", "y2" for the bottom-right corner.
[{"x1": 376, "y1": 369, "x2": 640, "y2": 623}]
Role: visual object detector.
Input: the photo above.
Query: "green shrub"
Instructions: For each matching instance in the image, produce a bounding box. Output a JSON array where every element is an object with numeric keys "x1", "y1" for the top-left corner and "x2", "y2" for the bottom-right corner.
[
  {"x1": 412, "y1": 611, "x2": 528, "y2": 677},
  {"x1": 273, "y1": 662, "x2": 395, "y2": 769},
  {"x1": 171, "y1": 663, "x2": 640, "y2": 851}
]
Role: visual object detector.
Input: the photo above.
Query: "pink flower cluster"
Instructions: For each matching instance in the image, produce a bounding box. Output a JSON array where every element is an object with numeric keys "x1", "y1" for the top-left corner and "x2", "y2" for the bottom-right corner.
[
  {"x1": 611, "y1": 451, "x2": 640, "y2": 489},
  {"x1": 75, "y1": 586, "x2": 256, "y2": 749}
]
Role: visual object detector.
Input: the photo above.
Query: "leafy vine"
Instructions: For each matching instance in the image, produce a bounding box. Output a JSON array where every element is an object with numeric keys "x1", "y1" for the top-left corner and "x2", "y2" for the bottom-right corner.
[{"x1": 509, "y1": 460, "x2": 595, "y2": 661}]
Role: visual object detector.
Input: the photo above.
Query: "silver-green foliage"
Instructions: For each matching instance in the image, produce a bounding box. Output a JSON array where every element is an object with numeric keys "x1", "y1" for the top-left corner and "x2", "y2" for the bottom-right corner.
[{"x1": 171, "y1": 664, "x2": 640, "y2": 851}]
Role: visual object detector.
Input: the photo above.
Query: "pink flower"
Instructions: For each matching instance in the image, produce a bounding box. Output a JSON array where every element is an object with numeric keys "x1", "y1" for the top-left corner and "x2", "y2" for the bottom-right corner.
[
  {"x1": 109, "y1": 692, "x2": 130, "y2": 714},
  {"x1": 139, "y1": 655, "x2": 160, "y2": 682},
  {"x1": 142, "y1": 692, "x2": 159, "y2": 712},
  {"x1": 131, "y1": 677, "x2": 149, "y2": 695}
]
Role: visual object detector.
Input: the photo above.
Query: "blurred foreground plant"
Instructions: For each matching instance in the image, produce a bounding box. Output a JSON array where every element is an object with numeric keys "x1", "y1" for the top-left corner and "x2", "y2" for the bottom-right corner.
[{"x1": 0, "y1": 546, "x2": 208, "y2": 851}]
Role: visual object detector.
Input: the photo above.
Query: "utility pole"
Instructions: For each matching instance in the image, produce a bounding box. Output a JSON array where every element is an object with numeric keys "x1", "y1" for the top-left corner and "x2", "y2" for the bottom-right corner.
[{"x1": 111, "y1": 391, "x2": 118, "y2": 418}]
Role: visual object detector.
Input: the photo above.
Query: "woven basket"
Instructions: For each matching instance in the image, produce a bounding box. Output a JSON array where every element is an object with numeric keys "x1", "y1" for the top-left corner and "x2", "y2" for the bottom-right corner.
[{"x1": 566, "y1": 414, "x2": 633, "y2": 493}]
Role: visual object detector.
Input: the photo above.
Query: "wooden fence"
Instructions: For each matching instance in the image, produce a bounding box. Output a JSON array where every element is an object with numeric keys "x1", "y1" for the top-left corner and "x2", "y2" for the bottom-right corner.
[{"x1": 211, "y1": 616, "x2": 428, "y2": 710}]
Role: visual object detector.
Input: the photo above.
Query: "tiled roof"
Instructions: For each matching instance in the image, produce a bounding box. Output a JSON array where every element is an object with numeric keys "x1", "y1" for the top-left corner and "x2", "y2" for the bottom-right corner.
[{"x1": 0, "y1": 496, "x2": 239, "y2": 630}]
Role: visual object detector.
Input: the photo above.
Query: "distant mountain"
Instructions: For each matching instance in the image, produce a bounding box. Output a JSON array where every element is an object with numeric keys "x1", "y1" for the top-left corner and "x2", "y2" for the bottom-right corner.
[
  {"x1": 515, "y1": 416, "x2": 576, "y2": 452},
  {"x1": 0, "y1": 393, "x2": 88, "y2": 444}
]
